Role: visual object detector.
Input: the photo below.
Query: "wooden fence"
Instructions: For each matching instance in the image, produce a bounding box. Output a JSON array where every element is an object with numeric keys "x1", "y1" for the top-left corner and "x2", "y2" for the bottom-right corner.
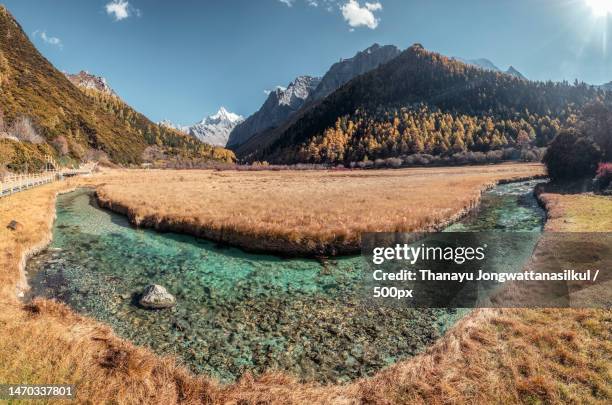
[{"x1": 0, "y1": 163, "x2": 96, "y2": 198}]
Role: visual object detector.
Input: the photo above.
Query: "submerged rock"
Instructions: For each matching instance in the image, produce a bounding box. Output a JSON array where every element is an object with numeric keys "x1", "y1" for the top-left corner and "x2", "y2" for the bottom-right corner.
[{"x1": 139, "y1": 284, "x2": 176, "y2": 309}]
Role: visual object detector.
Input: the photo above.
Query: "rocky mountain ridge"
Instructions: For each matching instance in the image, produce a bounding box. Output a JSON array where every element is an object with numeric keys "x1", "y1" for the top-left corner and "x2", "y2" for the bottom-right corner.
[
  {"x1": 226, "y1": 76, "x2": 320, "y2": 147},
  {"x1": 65, "y1": 70, "x2": 117, "y2": 96}
]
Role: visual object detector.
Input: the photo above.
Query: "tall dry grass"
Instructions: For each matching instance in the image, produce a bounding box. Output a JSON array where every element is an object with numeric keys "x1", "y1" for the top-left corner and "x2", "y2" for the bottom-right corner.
[
  {"x1": 94, "y1": 163, "x2": 544, "y2": 255},
  {"x1": 1, "y1": 164, "x2": 610, "y2": 404}
]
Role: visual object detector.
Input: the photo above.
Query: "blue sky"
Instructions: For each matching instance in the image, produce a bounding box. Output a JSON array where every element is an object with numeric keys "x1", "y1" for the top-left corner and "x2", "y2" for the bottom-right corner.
[{"x1": 3, "y1": 0, "x2": 611, "y2": 124}]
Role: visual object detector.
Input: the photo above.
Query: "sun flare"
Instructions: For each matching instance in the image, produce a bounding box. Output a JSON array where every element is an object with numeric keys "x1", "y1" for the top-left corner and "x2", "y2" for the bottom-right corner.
[{"x1": 585, "y1": 0, "x2": 612, "y2": 17}]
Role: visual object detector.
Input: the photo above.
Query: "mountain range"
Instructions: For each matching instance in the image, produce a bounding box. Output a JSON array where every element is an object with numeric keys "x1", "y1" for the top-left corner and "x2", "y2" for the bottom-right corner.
[
  {"x1": 3, "y1": 2, "x2": 608, "y2": 170},
  {"x1": 227, "y1": 44, "x2": 401, "y2": 149},
  {"x1": 227, "y1": 76, "x2": 321, "y2": 147},
  {"x1": 241, "y1": 43, "x2": 608, "y2": 164}
]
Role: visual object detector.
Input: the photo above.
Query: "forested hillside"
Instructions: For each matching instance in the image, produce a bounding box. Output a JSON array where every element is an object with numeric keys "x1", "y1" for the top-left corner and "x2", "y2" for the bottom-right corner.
[
  {"x1": 244, "y1": 44, "x2": 610, "y2": 164},
  {"x1": 0, "y1": 6, "x2": 233, "y2": 171}
]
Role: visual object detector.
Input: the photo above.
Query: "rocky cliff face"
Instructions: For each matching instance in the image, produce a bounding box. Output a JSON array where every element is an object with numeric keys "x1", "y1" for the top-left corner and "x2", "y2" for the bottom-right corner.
[
  {"x1": 65, "y1": 70, "x2": 117, "y2": 96},
  {"x1": 306, "y1": 43, "x2": 401, "y2": 102},
  {"x1": 227, "y1": 76, "x2": 320, "y2": 147}
]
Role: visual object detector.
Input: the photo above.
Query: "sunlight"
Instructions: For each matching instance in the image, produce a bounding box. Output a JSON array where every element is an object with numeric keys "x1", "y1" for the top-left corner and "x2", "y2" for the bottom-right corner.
[{"x1": 585, "y1": 0, "x2": 612, "y2": 17}]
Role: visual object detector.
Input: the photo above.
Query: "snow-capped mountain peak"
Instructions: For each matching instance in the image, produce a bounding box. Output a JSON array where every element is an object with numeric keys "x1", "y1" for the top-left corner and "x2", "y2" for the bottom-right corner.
[
  {"x1": 200, "y1": 106, "x2": 243, "y2": 125},
  {"x1": 188, "y1": 107, "x2": 244, "y2": 147},
  {"x1": 158, "y1": 107, "x2": 243, "y2": 147}
]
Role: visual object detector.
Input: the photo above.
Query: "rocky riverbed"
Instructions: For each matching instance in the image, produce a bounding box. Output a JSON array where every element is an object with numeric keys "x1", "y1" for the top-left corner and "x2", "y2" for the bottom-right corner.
[{"x1": 25, "y1": 180, "x2": 543, "y2": 383}]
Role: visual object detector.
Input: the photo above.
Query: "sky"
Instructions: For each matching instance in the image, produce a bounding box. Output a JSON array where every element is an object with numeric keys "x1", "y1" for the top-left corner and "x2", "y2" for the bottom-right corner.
[{"x1": 3, "y1": 0, "x2": 611, "y2": 124}]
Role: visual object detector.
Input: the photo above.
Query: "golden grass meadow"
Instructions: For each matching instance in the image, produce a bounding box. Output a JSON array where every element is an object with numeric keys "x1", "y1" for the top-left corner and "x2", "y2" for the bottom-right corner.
[
  {"x1": 1, "y1": 163, "x2": 611, "y2": 404},
  {"x1": 94, "y1": 163, "x2": 544, "y2": 255}
]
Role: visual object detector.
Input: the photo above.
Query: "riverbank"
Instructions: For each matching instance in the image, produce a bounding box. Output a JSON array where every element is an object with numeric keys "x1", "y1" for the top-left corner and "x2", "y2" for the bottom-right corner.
[
  {"x1": 28, "y1": 181, "x2": 543, "y2": 383},
  {"x1": 1, "y1": 166, "x2": 610, "y2": 403},
  {"x1": 94, "y1": 164, "x2": 545, "y2": 256}
]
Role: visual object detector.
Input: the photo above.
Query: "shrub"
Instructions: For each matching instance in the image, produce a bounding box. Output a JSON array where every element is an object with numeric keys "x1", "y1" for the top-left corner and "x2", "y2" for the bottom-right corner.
[
  {"x1": 51, "y1": 135, "x2": 69, "y2": 155},
  {"x1": 485, "y1": 150, "x2": 503, "y2": 162},
  {"x1": 543, "y1": 129, "x2": 602, "y2": 181},
  {"x1": 595, "y1": 163, "x2": 612, "y2": 190},
  {"x1": 357, "y1": 160, "x2": 374, "y2": 169},
  {"x1": 385, "y1": 157, "x2": 403, "y2": 168}
]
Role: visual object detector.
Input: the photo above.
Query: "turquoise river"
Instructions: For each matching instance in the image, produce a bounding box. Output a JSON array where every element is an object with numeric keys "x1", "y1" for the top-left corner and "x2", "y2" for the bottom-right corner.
[{"x1": 25, "y1": 180, "x2": 544, "y2": 383}]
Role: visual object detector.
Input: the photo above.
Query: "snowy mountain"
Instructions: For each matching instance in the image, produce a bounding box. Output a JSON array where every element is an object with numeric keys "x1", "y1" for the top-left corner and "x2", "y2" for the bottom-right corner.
[
  {"x1": 600, "y1": 81, "x2": 612, "y2": 91},
  {"x1": 65, "y1": 70, "x2": 117, "y2": 95},
  {"x1": 227, "y1": 76, "x2": 320, "y2": 147},
  {"x1": 190, "y1": 108, "x2": 244, "y2": 146},
  {"x1": 158, "y1": 107, "x2": 243, "y2": 147}
]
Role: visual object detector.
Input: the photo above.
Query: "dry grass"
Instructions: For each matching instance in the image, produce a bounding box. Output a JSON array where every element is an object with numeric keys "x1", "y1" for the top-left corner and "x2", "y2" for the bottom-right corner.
[
  {"x1": 539, "y1": 192, "x2": 612, "y2": 232},
  {"x1": 93, "y1": 163, "x2": 544, "y2": 255},
  {"x1": 1, "y1": 164, "x2": 610, "y2": 404}
]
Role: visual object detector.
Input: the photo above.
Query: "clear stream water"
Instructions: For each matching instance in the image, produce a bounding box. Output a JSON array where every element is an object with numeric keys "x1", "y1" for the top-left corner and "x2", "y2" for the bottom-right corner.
[{"x1": 25, "y1": 180, "x2": 544, "y2": 383}]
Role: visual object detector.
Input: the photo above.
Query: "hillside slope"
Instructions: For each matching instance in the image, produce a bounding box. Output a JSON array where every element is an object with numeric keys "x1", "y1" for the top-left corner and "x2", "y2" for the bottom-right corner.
[
  {"x1": 243, "y1": 44, "x2": 608, "y2": 164},
  {"x1": 0, "y1": 6, "x2": 233, "y2": 170}
]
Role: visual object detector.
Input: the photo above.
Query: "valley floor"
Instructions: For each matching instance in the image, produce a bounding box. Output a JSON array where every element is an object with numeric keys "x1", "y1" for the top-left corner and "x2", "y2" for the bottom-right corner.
[
  {"x1": 94, "y1": 163, "x2": 544, "y2": 256},
  {"x1": 0, "y1": 164, "x2": 610, "y2": 404}
]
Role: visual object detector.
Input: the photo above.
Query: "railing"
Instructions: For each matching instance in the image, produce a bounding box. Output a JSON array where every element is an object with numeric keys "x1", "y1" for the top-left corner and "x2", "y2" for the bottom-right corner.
[
  {"x1": 0, "y1": 163, "x2": 96, "y2": 198},
  {"x1": 0, "y1": 172, "x2": 58, "y2": 197}
]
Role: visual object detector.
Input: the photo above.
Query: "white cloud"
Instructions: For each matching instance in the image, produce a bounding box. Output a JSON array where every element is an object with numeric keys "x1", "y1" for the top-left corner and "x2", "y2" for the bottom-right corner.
[
  {"x1": 365, "y1": 2, "x2": 382, "y2": 11},
  {"x1": 307, "y1": 0, "x2": 319, "y2": 7},
  {"x1": 341, "y1": 0, "x2": 382, "y2": 29},
  {"x1": 105, "y1": 0, "x2": 138, "y2": 21},
  {"x1": 33, "y1": 30, "x2": 63, "y2": 49},
  {"x1": 278, "y1": 0, "x2": 295, "y2": 6}
]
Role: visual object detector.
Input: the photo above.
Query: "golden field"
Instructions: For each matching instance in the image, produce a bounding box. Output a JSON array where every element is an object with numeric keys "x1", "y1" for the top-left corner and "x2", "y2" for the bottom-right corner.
[
  {"x1": 94, "y1": 163, "x2": 544, "y2": 255},
  {"x1": 0, "y1": 163, "x2": 610, "y2": 404}
]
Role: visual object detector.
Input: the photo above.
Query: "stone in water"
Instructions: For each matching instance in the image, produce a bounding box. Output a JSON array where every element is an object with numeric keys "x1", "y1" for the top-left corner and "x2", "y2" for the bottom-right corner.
[{"x1": 139, "y1": 284, "x2": 176, "y2": 309}]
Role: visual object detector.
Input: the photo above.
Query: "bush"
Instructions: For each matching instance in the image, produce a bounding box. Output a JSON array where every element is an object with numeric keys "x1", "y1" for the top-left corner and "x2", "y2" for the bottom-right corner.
[
  {"x1": 543, "y1": 129, "x2": 602, "y2": 181},
  {"x1": 51, "y1": 135, "x2": 69, "y2": 155},
  {"x1": 385, "y1": 157, "x2": 403, "y2": 168},
  {"x1": 595, "y1": 163, "x2": 612, "y2": 190}
]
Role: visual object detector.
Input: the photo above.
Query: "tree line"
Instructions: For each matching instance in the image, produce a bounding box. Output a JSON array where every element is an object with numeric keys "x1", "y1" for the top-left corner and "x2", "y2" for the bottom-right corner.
[{"x1": 292, "y1": 104, "x2": 571, "y2": 164}]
